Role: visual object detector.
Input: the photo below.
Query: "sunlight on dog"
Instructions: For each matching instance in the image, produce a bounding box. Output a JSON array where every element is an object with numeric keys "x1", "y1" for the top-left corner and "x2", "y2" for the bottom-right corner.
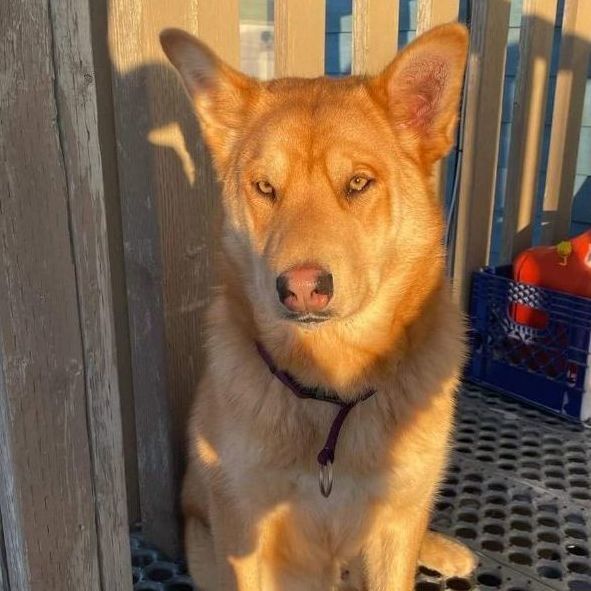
[{"x1": 161, "y1": 22, "x2": 475, "y2": 591}]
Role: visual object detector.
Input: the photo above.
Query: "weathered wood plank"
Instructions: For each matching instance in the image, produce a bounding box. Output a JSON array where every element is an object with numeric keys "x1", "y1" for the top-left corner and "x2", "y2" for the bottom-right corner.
[
  {"x1": 352, "y1": 0, "x2": 399, "y2": 75},
  {"x1": 48, "y1": 0, "x2": 133, "y2": 587},
  {"x1": 0, "y1": 1, "x2": 102, "y2": 588},
  {"x1": 109, "y1": 0, "x2": 239, "y2": 554},
  {"x1": 0, "y1": 461, "x2": 10, "y2": 591},
  {"x1": 0, "y1": 353, "x2": 25, "y2": 590},
  {"x1": 500, "y1": 0, "x2": 559, "y2": 261},
  {"x1": 452, "y1": 0, "x2": 511, "y2": 308},
  {"x1": 541, "y1": 0, "x2": 591, "y2": 243},
  {"x1": 416, "y1": 0, "x2": 461, "y2": 201},
  {"x1": 417, "y1": 0, "x2": 460, "y2": 32},
  {"x1": 190, "y1": 0, "x2": 240, "y2": 61},
  {"x1": 275, "y1": 0, "x2": 326, "y2": 77},
  {"x1": 88, "y1": 0, "x2": 141, "y2": 525}
]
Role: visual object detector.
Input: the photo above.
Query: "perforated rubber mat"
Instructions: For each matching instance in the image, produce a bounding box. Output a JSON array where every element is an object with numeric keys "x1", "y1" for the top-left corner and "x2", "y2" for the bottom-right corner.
[{"x1": 131, "y1": 384, "x2": 591, "y2": 590}]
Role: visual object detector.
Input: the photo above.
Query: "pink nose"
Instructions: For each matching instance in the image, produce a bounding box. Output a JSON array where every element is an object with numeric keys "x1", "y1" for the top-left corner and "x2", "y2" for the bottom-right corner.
[{"x1": 276, "y1": 266, "x2": 333, "y2": 313}]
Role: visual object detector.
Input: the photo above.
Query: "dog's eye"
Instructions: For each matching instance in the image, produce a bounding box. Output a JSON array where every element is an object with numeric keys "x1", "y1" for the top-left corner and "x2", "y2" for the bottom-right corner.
[
  {"x1": 255, "y1": 180, "x2": 275, "y2": 198},
  {"x1": 348, "y1": 176, "x2": 371, "y2": 195}
]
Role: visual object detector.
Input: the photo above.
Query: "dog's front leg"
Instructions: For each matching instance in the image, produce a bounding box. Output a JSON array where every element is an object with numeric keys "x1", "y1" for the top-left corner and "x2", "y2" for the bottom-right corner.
[
  {"x1": 362, "y1": 504, "x2": 430, "y2": 591},
  {"x1": 209, "y1": 492, "x2": 263, "y2": 591}
]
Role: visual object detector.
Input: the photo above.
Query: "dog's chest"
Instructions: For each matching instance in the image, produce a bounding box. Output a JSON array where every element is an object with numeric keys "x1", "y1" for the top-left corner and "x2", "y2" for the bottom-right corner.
[
  {"x1": 219, "y1": 416, "x2": 388, "y2": 549},
  {"x1": 231, "y1": 456, "x2": 379, "y2": 558}
]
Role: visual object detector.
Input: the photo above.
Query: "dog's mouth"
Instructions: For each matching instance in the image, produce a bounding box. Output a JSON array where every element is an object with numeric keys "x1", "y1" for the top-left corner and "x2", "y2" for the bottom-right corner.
[{"x1": 282, "y1": 311, "x2": 332, "y2": 325}]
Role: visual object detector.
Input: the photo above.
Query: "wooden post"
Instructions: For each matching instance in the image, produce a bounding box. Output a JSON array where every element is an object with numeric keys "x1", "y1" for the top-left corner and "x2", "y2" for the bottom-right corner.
[
  {"x1": 352, "y1": 0, "x2": 399, "y2": 75},
  {"x1": 417, "y1": 0, "x2": 461, "y2": 202},
  {"x1": 452, "y1": 0, "x2": 511, "y2": 308},
  {"x1": 541, "y1": 0, "x2": 591, "y2": 244},
  {"x1": 275, "y1": 0, "x2": 327, "y2": 77},
  {"x1": 88, "y1": 0, "x2": 141, "y2": 525},
  {"x1": 0, "y1": 484, "x2": 9, "y2": 591},
  {"x1": 500, "y1": 0, "x2": 558, "y2": 262},
  {"x1": 417, "y1": 0, "x2": 460, "y2": 31},
  {"x1": 0, "y1": 0, "x2": 131, "y2": 588},
  {"x1": 108, "y1": 0, "x2": 240, "y2": 555}
]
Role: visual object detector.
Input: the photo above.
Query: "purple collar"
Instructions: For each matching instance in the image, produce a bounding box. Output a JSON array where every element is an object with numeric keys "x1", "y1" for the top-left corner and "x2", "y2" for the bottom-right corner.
[{"x1": 255, "y1": 341, "x2": 376, "y2": 497}]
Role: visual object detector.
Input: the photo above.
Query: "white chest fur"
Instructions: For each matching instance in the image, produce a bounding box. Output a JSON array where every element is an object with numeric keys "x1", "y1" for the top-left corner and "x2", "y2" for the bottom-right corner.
[{"x1": 216, "y1": 412, "x2": 388, "y2": 561}]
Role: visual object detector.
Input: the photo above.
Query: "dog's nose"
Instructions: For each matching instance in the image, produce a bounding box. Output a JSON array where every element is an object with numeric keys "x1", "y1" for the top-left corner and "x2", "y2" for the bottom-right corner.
[{"x1": 276, "y1": 266, "x2": 333, "y2": 313}]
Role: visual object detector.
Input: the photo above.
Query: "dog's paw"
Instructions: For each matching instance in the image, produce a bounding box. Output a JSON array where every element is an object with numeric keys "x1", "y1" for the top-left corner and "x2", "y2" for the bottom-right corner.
[{"x1": 419, "y1": 531, "x2": 476, "y2": 578}]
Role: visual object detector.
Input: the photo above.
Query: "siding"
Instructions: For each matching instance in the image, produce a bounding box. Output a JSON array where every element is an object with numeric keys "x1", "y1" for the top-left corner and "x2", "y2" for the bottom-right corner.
[{"x1": 491, "y1": 0, "x2": 591, "y2": 261}]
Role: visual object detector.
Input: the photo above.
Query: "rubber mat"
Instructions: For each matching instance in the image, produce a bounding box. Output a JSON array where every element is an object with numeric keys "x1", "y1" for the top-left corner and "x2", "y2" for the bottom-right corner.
[{"x1": 131, "y1": 384, "x2": 591, "y2": 590}]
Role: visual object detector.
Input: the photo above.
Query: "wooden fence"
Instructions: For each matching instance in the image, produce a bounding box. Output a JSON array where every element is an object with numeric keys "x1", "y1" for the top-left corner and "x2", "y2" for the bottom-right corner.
[{"x1": 1, "y1": 0, "x2": 589, "y2": 588}]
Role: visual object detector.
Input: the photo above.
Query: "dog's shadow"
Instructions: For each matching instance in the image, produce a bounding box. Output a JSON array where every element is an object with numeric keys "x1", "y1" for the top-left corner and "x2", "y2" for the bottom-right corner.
[{"x1": 104, "y1": 57, "x2": 222, "y2": 553}]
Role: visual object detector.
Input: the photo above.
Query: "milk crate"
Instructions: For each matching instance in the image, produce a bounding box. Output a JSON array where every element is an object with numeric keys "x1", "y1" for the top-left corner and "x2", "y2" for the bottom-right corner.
[{"x1": 467, "y1": 266, "x2": 591, "y2": 424}]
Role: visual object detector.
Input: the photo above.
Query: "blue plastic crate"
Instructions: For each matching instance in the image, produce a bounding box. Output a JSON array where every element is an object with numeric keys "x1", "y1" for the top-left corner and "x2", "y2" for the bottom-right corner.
[{"x1": 467, "y1": 266, "x2": 591, "y2": 424}]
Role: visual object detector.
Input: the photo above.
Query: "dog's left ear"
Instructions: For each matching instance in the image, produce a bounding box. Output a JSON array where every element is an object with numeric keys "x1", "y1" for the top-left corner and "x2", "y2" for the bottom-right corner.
[
  {"x1": 160, "y1": 28, "x2": 259, "y2": 169},
  {"x1": 370, "y1": 23, "x2": 468, "y2": 165}
]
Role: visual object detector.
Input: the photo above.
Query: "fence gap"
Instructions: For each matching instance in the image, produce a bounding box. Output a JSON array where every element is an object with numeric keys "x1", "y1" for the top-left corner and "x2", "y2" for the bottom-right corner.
[
  {"x1": 453, "y1": 0, "x2": 511, "y2": 307},
  {"x1": 417, "y1": 0, "x2": 461, "y2": 202},
  {"x1": 500, "y1": 0, "x2": 559, "y2": 262},
  {"x1": 541, "y1": 0, "x2": 591, "y2": 244}
]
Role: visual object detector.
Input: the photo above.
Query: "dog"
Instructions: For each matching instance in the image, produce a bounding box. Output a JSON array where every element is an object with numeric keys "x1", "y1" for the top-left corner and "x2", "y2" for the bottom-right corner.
[{"x1": 160, "y1": 22, "x2": 475, "y2": 591}]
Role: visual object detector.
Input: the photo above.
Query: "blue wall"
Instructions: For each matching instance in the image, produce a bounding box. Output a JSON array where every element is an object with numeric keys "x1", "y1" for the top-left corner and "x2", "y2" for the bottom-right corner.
[{"x1": 323, "y1": 0, "x2": 591, "y2": 260}]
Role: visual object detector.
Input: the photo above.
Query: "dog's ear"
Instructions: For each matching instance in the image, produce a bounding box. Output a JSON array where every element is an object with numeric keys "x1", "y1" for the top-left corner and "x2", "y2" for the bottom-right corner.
[
  {"x1": 160, "y1": 28, "x2": 258, "y2": 167},
  {"x1": 370, "y1": 23, "x2": 468, "y2": 166}
]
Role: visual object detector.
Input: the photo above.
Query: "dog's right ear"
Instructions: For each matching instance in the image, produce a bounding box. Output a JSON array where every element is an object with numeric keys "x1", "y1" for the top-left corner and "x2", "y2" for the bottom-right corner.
[
  {"x1": 160, "y1": 28, "x2": 259, "y2": 168},
  {"x1": 368, "y1": 23, "x2": 468, "y2": 167}
]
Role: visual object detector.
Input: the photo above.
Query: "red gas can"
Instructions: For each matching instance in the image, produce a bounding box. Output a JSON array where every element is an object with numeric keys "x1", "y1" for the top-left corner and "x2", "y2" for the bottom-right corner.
[{"x1": 512, "y1": 229, "x2": 591, "y2": 329}]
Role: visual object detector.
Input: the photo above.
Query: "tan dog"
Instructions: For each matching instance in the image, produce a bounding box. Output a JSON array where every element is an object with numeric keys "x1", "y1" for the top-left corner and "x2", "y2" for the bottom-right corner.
[{"x1": 161, "y1": 23, "x2": 475, "y2": 591}]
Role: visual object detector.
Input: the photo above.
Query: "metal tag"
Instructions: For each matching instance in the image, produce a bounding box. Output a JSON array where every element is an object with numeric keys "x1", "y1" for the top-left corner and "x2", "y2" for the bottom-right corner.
[{"x1": 319, "y1": 460, "x2": 333, "y2": 498}]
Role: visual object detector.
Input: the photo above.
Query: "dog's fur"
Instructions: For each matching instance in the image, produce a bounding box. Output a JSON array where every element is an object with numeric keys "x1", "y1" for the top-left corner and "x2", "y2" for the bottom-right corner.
[{"x1": 161, "y1": 23, "x2": 474, "y2": 590}]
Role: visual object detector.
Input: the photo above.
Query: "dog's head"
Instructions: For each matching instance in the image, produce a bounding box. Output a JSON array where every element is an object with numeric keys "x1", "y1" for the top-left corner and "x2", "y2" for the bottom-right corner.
[{"x1": 161, "y1": 25, "x2": 468, "y2": 339}]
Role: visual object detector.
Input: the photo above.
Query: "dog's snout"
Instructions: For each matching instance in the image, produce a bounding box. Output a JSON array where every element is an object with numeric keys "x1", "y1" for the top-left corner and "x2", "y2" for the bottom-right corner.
[{"x1": 276, "y1": 266, "x2": 333, "y2": 313}]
